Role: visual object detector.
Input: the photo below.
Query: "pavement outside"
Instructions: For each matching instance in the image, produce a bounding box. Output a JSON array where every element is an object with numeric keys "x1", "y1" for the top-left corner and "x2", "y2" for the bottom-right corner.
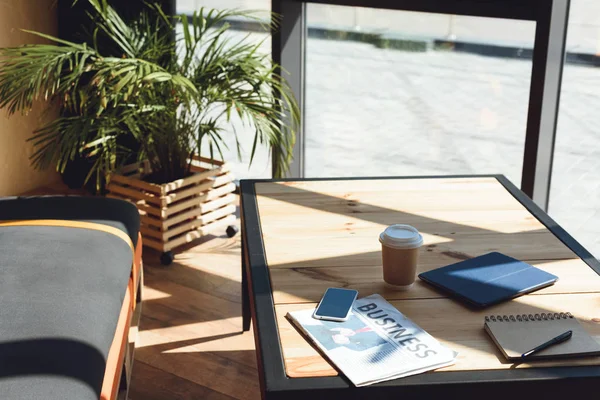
[{"x1": 178, "y1": 0, "x2": 600, "y2": 258}]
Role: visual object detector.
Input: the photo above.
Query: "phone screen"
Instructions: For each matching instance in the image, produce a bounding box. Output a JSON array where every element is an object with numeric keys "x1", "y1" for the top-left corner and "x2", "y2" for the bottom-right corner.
[{"x1": 314, "y1": 288, "x2": 358, "y2": 319}]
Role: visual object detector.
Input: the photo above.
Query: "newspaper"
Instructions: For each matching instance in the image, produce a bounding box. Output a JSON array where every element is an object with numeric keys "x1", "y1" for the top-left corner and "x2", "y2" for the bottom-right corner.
[{"x1": 287, "y1": 294, "x2": 456, "y2": 386}]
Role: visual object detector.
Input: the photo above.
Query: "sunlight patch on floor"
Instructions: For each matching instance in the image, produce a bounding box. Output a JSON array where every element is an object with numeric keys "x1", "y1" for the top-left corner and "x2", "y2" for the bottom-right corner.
[
  {"x1": 171, "y1": 256, "x2": 242, "y2": 282},
  {"x1": 162, "y1": 333, "x2": 255, "y2": 354},
  {"x1": 141, "y1": 286, "x2": 172, "y2": 300},
  {"x1": 137, "y1": 317, "x2": 249, "y2": 348},
  {"x1": 137, "y1": 324, "x2": 255, "y2": 354}
]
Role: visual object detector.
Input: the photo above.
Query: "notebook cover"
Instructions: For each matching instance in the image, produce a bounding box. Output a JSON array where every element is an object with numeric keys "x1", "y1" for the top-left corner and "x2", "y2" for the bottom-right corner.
[
  {"x1": 418, "y1": 252, "x2": 558, "y2": 308},
  {"x1": 484, "y1": 314, "x2": 600, "y2": 361}
]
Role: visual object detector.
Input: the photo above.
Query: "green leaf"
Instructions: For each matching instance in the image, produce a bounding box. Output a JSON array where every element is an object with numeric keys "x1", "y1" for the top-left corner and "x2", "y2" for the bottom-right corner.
[
  {"x1": 20, "y1": 29, "x2": 89, "y2": 49},
  {"x1": 142, "y1": 71, "x2": 172, "y2": 82},
  {"x1": 0, "y1": 2, "x2": 299, "y2": 182}
]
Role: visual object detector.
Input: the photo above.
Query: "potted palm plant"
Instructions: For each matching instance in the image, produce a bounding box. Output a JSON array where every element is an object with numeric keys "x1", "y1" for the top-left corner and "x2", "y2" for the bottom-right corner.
[{"x1": 0, "y1": 0, "x2": 299, "y2": 264}]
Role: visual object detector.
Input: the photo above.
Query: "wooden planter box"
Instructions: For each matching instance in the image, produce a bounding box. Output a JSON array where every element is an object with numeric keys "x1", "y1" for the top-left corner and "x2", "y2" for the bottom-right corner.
[{"x1": 107, "y1": 155, "x2": 237, "y2": 254}]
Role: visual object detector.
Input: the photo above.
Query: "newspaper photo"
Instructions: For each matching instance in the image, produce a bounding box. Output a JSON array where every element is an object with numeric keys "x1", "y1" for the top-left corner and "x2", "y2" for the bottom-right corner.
[{"x1": 287, "y1": 294, "x2": 456, "y2": 386}]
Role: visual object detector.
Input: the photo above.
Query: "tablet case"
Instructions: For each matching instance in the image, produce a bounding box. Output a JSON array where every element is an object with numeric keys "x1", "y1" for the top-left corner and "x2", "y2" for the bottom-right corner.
[{"x1": 418, "y1": 252, "x2": 558, "y2": 308}]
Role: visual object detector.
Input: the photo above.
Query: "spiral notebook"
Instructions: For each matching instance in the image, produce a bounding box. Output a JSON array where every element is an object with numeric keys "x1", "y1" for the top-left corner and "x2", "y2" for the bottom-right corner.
[{"x1": 484, "y1": 312, "x2": 600, "y2": 361}]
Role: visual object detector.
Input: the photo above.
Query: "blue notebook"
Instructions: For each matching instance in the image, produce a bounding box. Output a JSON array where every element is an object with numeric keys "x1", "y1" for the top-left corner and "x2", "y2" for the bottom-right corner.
[{"x1": 418, "y1": 252, "x2": 558, "y2": 308}]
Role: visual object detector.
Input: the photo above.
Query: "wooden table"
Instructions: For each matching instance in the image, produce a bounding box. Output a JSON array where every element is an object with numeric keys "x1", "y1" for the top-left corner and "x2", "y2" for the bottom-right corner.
[{"x1": 240, "y1": 175, "x2": 600, "y2": 400}]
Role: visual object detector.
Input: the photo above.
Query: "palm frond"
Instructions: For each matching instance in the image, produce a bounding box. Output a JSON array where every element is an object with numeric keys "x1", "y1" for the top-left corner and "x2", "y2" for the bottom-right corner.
[
  {"x1": 0, "y1": 0, "x2": 299, "y2": 185},
  {"x1": 0, "y1": 43, "x2": 97, "y2": 114}
]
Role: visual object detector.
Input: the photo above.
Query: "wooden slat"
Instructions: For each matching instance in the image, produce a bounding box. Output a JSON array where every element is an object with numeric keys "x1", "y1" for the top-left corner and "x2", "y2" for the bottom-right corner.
[
  {"x1": 107, "y1": 183, "x2": 165, "y2": 207},
  {"x1": 193, "y1": 155, "x2": 225, "y2": 166},
  {"x1": 111, "y1": 196, "x2": 162, "y2": 220},
  {"x1": 161, "y1": 199, "x2": 236, "y2": 231},
  {"x1": 270, "y1": 258, "x2": 600, "y2": 304},
  {"x1": 163, "y1": 207, "x2": 204, "y2": 230},
  {"x1": 162, "y1": 215, "x2": 236, "y2": 251},
  {"x1": 158, "y1": 207, "x2": 237, "y2": 249},
  {"x1": 163, "y1": 230, "x2": 203, "y2": 252},
  {"x1": 162, "y1": 196, "x2": 202, "y2": 218},
  {"x1": 143, "y1": 206, "x2": 238, "y2": 243},
  {"x1": 163, "y1": 177, "x2": 230, "y2": 205},
  {"x1": 137, "y1": 178, "x2": 235, "y2": 220},
  {"x1": 198, "y1": 205, "x2": 237, "y2": 226},
  {"x1": 163, "y1": 192, "x2": 235, "y2": 218},
  {"x1": 143, "y1": 236, "x2": 165, "y2": 252},
  {"x1": 135, "y1": 201, "x2": 162, "y2": 218},
  {"x1": 140, "y1": 225, "x2": 164, "y2": 240},
  {"x1": 190, "y1": 161, "x2": 231, "y2": 175},
  {"x1": 161, "y1": 208, "x2": 236, "y2": 242},
  {"x1": 199, "y1": 193, "x2": 237, "y2": 214},
  {"x1": 141, "y1": 214, "x2": 164, "y2": 230},
  {"x1": 276, "y1": 293, "x2": 600, "y2": 378},
  {"x1": 168, "y1": 181, "x2": 235, "y2": 206},
  {"x1": 111, "y1": 174, "x2": 164, "y2": 196},
  {"x1": 111, "y1": 158, "x2": 230, "y2": 201},
  {"x1": 212, "y1": 174, "x2": 235, "y2": 188},
  {"x1": 203, "y1": 182, "x2": 237, "y2": 203},
  {"x1": 162, "y1": 166, "x2": 230, "y2": 194},
  {"x1": 198, "y1": 214, "x2": 236, "y2": 236},
  {"x1": 163, "y1": 220, "x2": 202, "y2": 241},
  {"x1": 163, "y1": 185, "x2": 205, "y2": 205}
]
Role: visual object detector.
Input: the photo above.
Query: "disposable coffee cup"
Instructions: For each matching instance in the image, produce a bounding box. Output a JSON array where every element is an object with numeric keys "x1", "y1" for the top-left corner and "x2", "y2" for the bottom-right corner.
[{"x1": 379, "y1": 224, "x2": 423, "y2": 290}]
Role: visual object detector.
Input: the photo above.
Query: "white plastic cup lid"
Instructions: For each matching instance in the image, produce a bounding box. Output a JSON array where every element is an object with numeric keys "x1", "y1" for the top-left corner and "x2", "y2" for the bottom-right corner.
[{"x1": 379, "y1": 224, "x2": 423, "y2": 249}]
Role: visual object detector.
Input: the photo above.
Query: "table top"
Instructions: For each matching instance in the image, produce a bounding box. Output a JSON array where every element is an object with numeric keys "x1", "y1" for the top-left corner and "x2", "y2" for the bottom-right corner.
[{"x1": 242, "y1": 176, "x2": 600, "y2": 387}]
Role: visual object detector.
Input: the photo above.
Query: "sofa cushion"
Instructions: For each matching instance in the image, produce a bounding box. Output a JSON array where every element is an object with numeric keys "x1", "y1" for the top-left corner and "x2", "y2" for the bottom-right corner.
[
  {"x1": 0, "y1": 196, "x2": 140, "y2": 247},
  {"x1": 0, "y1": 197, "x2": 139, "y2": 400}
]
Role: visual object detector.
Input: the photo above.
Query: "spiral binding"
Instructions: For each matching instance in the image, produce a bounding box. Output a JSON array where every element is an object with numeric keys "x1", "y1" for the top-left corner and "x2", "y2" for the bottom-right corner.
[{"x1": 484, "y1": 312, "x2": 573, "y2": 322}]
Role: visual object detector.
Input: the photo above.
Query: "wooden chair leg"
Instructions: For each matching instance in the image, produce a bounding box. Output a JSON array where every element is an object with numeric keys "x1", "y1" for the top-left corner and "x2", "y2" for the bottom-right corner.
[
  {"x1": 136, "y1": 261, "x2": 144, "y2": 304},
  {"x1": 120, "y1": 273, "x2": 143, "y2": 400},
  {"x1": 117, "y1": 359, "x2": 130, "y2": 400}
]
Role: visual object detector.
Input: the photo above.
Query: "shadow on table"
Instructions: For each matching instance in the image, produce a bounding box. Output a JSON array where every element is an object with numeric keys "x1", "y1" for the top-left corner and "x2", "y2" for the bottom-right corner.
[
  {"x1": 251, "y1": 181, "x2": 592, "y2": 367},
  {"x1": 252, "y1": 180, "x2": 573, "y2": 304}
]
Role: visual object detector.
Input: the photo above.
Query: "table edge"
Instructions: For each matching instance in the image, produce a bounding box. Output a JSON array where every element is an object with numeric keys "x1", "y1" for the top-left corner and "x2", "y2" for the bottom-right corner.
[{"x1": 240, "y1": 174, "x2": 600, "y2": 395}]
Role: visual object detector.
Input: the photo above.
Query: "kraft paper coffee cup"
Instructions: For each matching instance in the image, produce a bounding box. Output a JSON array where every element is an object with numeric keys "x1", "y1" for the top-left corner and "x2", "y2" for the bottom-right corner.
[{"x1": 379, "y1": 224, "x2": 423, "y2": 290}]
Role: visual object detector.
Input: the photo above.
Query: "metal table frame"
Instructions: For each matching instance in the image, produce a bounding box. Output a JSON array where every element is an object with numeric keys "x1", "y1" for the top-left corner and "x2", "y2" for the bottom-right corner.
[{"x1": 240, "y1": 174, "x2": 600, "y2": 399}]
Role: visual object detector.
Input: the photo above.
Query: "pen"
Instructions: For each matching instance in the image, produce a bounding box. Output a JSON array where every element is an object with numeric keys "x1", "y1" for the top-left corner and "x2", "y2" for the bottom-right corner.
[{"x1": 521, "y1": 330, "x2": 573, "y2": 358}]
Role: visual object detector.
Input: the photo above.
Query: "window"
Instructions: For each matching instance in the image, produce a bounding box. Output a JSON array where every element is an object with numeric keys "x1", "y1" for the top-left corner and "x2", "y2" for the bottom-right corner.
[
  {"x1": 550, "y1": 0, "x2": 600, "y2": 258},
  {"x1": 304, "y1": 4, "x2": 536, "y2": 187},
  {"x1": 177, "y1": 0, "x2": 272, "y2": 179}
]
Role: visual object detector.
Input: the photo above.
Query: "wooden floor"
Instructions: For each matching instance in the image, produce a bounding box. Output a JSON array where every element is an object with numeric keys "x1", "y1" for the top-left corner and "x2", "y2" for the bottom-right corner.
[
  {"x1": 128, "y1": 209, "x2": 260, "y2": 400},
  {"x1": 19, "y1": 183, "x2": 259, "y2": 400}
]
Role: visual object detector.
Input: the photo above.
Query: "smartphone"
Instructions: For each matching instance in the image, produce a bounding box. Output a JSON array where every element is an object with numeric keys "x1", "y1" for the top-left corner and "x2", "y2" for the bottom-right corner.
[{"x1": 312, "y1": 288, "x2": 358, "y2": 322}]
